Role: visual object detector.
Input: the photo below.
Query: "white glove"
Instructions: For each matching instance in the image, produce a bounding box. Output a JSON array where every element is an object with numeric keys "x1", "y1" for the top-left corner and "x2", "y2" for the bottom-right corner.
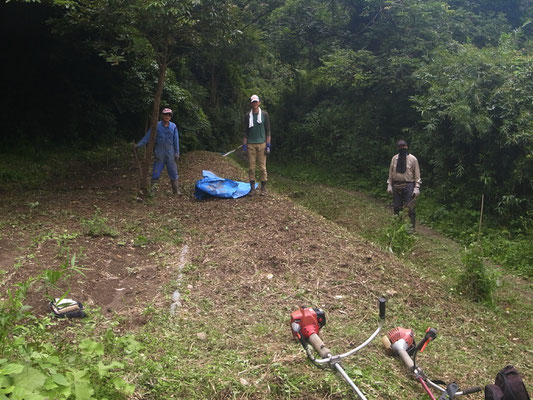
[
  {"x1": 413, "y1": 187, "x2": 420, "y2": 197},
  {"x1": 387, "y1": 184, "x2": 393, "y2": 195}
]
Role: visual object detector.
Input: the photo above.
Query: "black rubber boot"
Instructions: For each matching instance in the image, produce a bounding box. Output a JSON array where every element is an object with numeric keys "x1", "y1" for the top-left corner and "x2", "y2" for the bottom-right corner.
[
  {"x1": 408, "y1": 210, "x2": 416, "y2": 234},
  {"x1": 249, "y1": 181, "x2": 256, "y2": 196},
  {"x1": 171, "y1": 180, "x2": 181, "y2": 195},
  {"x1": 260, "y1": 181, "x2": 267, "y2": 196}
]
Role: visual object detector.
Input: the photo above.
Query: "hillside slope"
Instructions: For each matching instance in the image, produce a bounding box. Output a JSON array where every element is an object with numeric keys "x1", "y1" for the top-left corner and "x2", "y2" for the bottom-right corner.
[{"x1": 0, "y1": 150, "x2": 531, "y2": 399}]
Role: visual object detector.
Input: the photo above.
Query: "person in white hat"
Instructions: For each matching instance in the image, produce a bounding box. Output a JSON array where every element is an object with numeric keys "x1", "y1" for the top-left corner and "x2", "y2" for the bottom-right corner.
[
  {"x1": 135, "y1": 107, "x2": 181, "y2": 195},
  {"x1": 243, "y1": 94, "x2": 271, "y2": 196}
]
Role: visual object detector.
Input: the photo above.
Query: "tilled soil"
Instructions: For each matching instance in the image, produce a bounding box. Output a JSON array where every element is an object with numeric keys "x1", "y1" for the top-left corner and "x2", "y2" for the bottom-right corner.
[{"x1": 0, "y1": 150, "x2": 401, "y2": 326}]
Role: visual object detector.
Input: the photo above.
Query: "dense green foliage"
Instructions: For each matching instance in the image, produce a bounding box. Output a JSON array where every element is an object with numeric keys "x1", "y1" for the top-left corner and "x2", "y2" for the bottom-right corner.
[{"x1": 2, "y1": 0, "x2": 532, "y2": 264}]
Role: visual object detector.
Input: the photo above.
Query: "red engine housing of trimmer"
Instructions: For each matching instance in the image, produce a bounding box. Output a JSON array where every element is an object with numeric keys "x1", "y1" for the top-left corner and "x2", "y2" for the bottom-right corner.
[
  {"x1": 290, "y1": 307, "x2": 326, "y2": 339},
  {"x1": 386, "y1": 327, "x2": 414, "y2": 346}
]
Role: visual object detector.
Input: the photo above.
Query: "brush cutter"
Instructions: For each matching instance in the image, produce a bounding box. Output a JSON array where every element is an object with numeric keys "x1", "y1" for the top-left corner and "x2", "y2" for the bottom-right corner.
[
  {"x1": 382, "y1": 326, "x2": 482, "y2": 399},
  {"x1": 290, "y1": 298, "x2": 386, "y2": 399}
]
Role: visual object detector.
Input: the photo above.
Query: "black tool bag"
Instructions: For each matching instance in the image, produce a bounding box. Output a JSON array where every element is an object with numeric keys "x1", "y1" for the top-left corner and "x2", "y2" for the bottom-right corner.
[
  {"x1": 50, "y1": 298, "x2": 86, "y2": 318},
  {"x1": 485, "y1": 365, "x2": 530, "y2": 400}
]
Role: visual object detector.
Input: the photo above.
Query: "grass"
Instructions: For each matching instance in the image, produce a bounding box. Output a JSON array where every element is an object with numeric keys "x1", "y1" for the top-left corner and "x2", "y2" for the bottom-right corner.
[
  {"x1": 0, "y1": 142, "x2": 131, "y2": 190},
  {"x1": 265, "y1": 161, "x2": 527, "y2": 302},
  {"x1": 1, "y1": 146, "x2": 531, "y2": 399},
  {"x1": 123, "y1": 221, "x2": 529, "y2": 398},
  {"x1": 260, "y1": 158, "x2": 532, "y2": 395},
  {"x1": 266, "y1": 158, "x2": 533, "y2": 278}
]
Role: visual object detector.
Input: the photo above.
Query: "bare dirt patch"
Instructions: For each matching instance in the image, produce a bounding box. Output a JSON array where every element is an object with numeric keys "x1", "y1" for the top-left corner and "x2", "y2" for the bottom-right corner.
[{"x1": 0, "y1": 150, "x2": 407, "y2": 328}]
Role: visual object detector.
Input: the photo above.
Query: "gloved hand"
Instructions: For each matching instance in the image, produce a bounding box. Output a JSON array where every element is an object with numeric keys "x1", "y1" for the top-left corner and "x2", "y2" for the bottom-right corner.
[
  {"x1": 265, "y1": 143, "x2": 271, "y2": 155},
  {"x1": 175, "y1": 154, "x2": 180, "y2": 163},
  {"x1": 243, "y1": 144, "x2": 247, "y2": 153},
  {"x1": 387, "y1": 184, "x2": 393, "y2": 194},
  {"x1": 413, "y1": 187, "x2": 420, "y2": 197}
]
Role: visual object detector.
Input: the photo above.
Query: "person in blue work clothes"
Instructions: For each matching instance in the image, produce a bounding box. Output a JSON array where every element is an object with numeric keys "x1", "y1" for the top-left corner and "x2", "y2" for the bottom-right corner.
[{"x1": 135, "y1": 107, "x2": 181, "y2": 195}]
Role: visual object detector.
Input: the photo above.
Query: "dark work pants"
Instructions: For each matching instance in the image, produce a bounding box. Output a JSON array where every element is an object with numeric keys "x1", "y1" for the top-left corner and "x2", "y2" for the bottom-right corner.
[{"x1": 392, "y1": 182, "x2": 416, "y2": 228}]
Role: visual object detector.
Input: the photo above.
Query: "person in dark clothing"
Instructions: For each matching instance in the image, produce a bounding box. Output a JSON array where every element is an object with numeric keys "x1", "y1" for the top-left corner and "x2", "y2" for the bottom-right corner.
[
  {"x1": 387, "y1": 140, "x2": 421, "y2": 232},
  {"x1": 243, "y1": 94, "x2": 271, "y2": 196}
]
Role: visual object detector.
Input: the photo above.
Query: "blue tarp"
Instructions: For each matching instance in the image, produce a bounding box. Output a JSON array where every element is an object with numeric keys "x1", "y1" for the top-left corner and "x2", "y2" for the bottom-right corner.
[{"x1": 194, "y1": 170, "x2": 256, "y2": 200}]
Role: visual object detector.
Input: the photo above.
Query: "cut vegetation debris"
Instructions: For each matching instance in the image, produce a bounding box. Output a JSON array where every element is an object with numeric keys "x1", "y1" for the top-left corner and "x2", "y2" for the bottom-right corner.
[{"x1": 0, "y1": 149, "x2": 531, "y2": 399}]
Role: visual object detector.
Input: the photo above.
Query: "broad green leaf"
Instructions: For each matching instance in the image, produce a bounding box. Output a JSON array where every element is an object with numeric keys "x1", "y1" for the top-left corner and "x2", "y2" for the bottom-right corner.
[
  {"x1": 0, "y1": 375, "x2": 11, "y2": 389},
  {"x1": 51, "y1": 383, "x2": 72, "y2": 398},
  {"x1": 44, "y1": 379, "x2": 58, "y2": 390},
  {"x1": 12, "y1": 385, "x2": 46, "y2": 400},
  {"x1": 112, "y1": 377, "x2": 135, "y2": 395},
  {"x1": 70, "y1": 369, "x2": 90, "y2": 383},
  {"x1": 74, "y1": 381, "x2": 94, "y2": 400},
  {"x1": 79, "y1": 339, "x2": 104, "y2": 356},
  {"x1": 12, "y1": 366, "x2": 46, "y2": 391},
  {"x1": 46, "y1": 356, "x2": 61, "y2": 365},
  {"x1": 0, "y1": 386, "x2": 14, "y2": 394},
  {"x1": 0, "y1": 364, "x2": 24, "y2": 376},
  {"x1": 52, "y1": 373, "x2": 70, "y2": 386},
  {"x1": 97, "y1": 361, "x2": 124, "y2": 377}
]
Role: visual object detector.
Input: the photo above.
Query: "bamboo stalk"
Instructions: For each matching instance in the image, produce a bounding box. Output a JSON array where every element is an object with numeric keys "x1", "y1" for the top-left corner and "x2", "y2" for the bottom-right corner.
[{"x1": 478, "y1": 194, "x2": 484, "y2": 238}]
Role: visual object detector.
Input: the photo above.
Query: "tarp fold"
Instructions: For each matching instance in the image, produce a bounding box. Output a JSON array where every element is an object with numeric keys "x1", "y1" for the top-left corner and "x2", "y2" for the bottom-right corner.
[{"x1": 194, "y1": 170, "x2": 255, "y2": 200}]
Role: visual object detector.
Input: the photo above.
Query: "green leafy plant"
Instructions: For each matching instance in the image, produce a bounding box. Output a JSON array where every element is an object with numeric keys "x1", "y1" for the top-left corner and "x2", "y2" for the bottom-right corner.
[
  {"x1": 82, "y1": 208, "x2": 119, "y2": 238},
  {"x1": 0, "y1": 274, "x2": 135, "y2": 399},
  {"x1": 0, "y1": 336, "x2": 135, "y2": 400},
  {"x1": 381, "y1": 213, "x2": 417, "y2": 255},
  {"x1": 33, "y1": 230, "x2": 80, "y2": 250},
  {"x1": 38, "y1": 251, "x2": 89, "y2": 300},
  {"x1": 0, "y1": 277, "x2": 36, "y2": 357},
  {"x1": 133, "y1": 235, "x2": 149, "y2": 247},
  {"x1": 457, "y1": 243, "x2": 500, "y2": 306}
]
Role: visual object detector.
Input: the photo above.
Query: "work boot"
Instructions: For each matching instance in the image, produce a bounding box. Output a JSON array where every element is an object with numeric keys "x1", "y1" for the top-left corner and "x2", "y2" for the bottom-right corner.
[
  {"x1": 171, "y1": 180, "x2": 181, "y2": 195},
  {"x1": 260, "y1": 181, "x2": 267, "y2": 196},
  {"x1": 249, "y1": 181, "x2": 256, "y2": 196},
  {"x1": 408, "y1": 213, "x2": 416, "y2": 234}
]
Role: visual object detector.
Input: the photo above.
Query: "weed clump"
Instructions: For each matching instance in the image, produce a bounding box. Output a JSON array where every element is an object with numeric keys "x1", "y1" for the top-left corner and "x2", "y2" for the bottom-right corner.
[
  {"x1": 82, "y1": 208, "x2": 119, "y2": 237},
  {"x1": 381, "y1": 213, "x2": 417, "y2": 255},
  {"x1": 457, "y1": 243, "x2": 500, "y2": 306}
]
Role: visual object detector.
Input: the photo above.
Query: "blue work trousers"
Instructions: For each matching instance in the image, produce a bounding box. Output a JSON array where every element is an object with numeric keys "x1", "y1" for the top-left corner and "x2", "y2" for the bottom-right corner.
[{"x1": 152, "y1": 156, "x2": 178, "y2": 181}]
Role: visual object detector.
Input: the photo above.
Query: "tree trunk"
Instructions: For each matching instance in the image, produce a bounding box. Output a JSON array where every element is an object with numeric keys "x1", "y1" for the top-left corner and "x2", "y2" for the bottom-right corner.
[{"x1": 140, "y1": 62, "x2": 168, "y2": 196}]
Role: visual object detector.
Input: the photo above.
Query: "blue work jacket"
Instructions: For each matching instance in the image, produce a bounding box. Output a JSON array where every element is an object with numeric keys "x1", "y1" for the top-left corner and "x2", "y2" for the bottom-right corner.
[{"x1": 137, "y1": 121, "x2": 179, "y2": 161}]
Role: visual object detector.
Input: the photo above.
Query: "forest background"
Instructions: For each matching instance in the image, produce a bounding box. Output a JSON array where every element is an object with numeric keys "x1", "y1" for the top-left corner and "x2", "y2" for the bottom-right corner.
[
  {"x1": 1, "y1": 1, "x2": 533, "y2": 399},
  {"x1": 2, "y1": 0, "x2": 533, "y2": 274}
]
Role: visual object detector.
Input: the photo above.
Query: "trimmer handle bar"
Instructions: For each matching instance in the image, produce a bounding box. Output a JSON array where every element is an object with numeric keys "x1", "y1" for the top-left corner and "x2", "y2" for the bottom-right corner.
[
  {"x1": 290, "y1": 297, "x2": 387, "y2": 400},
  {"x1": 306, "y1": 297, "x2": 386, "y2": 365}
]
